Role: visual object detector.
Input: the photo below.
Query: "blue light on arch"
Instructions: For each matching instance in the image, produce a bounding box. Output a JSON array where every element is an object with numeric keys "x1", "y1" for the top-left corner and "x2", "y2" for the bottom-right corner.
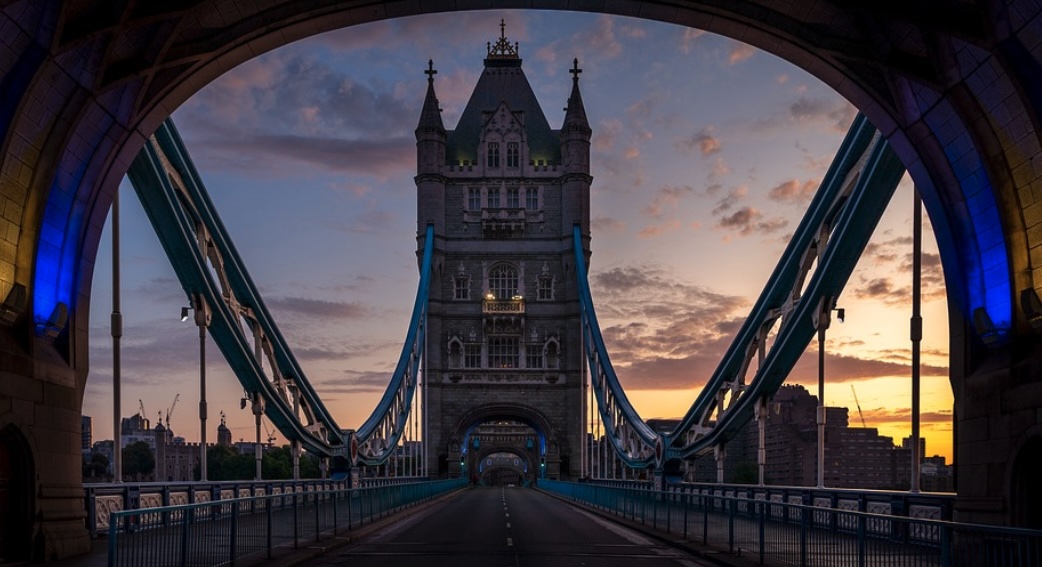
[{"x1": 925, "y1": 101, "x2": 1012, "y2": 334}]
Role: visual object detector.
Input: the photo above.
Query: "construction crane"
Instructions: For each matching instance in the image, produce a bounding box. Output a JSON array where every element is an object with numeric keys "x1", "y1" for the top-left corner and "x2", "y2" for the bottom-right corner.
[
  {"x1": 165, "y1": 393, "x2": 180, "y2": 429},
  {"x1": 850, "y1": 385, "x2": 867, "y2": 428},
  {"x1": 138, "y1": 399, "x2": 146, "y2": 420},
  {"x1": 264, "y1": 422, "x2": 277, "y2": 445}
]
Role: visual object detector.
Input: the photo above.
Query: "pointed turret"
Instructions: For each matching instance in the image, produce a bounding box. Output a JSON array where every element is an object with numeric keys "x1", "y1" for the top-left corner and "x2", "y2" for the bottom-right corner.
[
  {"x1": 561, "y1": 58, "x2": 592, "y2": 173},
  {"x1": 415, "y1": 59, "x2": 447, "y2": 237},
  {"x1": 416, "y1": 59, "x2": 446, "y2": 174},
  {"x1": 417, "y1": 59, "x2": 445, "y2": 135}
]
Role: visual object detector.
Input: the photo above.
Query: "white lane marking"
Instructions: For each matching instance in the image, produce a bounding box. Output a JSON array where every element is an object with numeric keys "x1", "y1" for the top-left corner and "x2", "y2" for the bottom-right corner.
[
  {"x1": 506, "y1": 522, "x2": 511, "y2": 528},
  {"x1": 507, "y1": 537, "x2": 514, "y2": 547}
]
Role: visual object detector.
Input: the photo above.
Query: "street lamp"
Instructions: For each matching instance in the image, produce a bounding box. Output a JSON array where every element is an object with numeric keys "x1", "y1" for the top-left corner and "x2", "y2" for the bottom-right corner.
[
  {"x1": 813, "y1": 297, "x2": 843, "y2": 489},
  {"x1": 181, "y1": 295, "x2": 210, "y2": 481}
]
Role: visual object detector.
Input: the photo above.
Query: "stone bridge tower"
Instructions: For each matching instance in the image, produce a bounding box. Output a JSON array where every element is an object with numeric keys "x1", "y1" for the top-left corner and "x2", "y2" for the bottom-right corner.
[{"x1": 415, "y1": 22, "x2": 591, "y2": 481}]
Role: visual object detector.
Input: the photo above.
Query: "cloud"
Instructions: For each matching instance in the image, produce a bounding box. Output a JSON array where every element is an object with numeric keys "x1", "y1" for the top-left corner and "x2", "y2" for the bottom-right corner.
[
  {"x1": 265, "y1": 297, "x2": 368, "y2": 320},
  {"x1": 317, "y1": 369, "x2": 396, "y2": 394},
  {"x1": 679, "y1": 28, "x2": 706, "y2": 54},
  {"x1": 767, "y1": 179, "x2": 818, "y2": 204},
  {"x1": 592, "y1": 216, "x2": 626, "y2": 232},
  {"x1": 594, "y1": 119, "x2": 623, "y2": 152},
  {"x1": 675, "y1": 126, "x2": 722, "y2": 156},
  {"x1": 717, "y1": 207, "x2": 789, "y2": 237},
  {"x1": 710, "y1": 186, "x2": 747, "y2": 215},
  {"x1": 789, "y1": 96, "x2": 857, "y2": 132},
  {"x1": 638, "y1": 219, "x2": 682, "y2": 238},
  {"x1": 643, "y1": 185, "x2": 694, "y2": 219},
  {"x1": 728, "y1": 42, "x2": 756, "y2": 65},
  {"x1": 188, "y1": 134, "x2": 414, "y2": 179}
]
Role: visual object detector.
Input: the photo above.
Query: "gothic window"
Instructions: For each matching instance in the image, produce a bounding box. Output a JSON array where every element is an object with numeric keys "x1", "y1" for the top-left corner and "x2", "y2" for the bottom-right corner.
[
  {"x1": 488, "y1": 187, "x2": 500, "y2": 208},
  {"x1": 488, "y1": 263, "x2": 518, "y2": 300},
  {"x1": 506, "y1": 186, "x2": 519, "y2": 208},
  {"x1": 507, "y1": 143, "x2": 519, "y2": 168},
  {"x1": 488, "y1": 336, "x2": 519, "y2": 368},
  {"x1": 464, "y1": 344, "x2": 481, "y2": 368},
  {"x1": 526, "y1": 345, "x2": 543, "y2": 369},
  {"x1": 526, "y1": 187, "x2": 539, "y2": 210},
  {"x1": 537, "y1": 275, "x2": 554, "y2": 301},
  {"x1": 468, "y1": 187, "x2": 481, "y2": 210},
  {"x1": 454, "y1": 276, "x2": 469, "y2": 300},
  {"x1": 487, "y1": 142, "x2": 500, "y2": 168}
]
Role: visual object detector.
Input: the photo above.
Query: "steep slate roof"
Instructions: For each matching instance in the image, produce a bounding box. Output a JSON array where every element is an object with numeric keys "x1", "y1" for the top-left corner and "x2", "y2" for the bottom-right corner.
[{"x1": 446, "y1": 34, "x2": 560, "y2": 165}]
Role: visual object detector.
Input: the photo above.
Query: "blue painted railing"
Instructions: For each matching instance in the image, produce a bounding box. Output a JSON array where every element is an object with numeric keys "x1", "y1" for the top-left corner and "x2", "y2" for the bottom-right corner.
[
  {"x1": 541, "y1": 480, "x2": 1042, "y2": 566},
  {"x1": 107, "y1": 478, "x2": 466, "y2": 567}
]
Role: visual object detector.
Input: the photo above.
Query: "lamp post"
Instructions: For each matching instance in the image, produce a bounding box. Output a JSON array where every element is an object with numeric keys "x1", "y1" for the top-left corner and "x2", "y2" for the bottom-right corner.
[
  {"x1": 112, "y1": 189, "x2": 123, "y2": 483},
  {"x1": 815, "y1": 298, "x2": 844, "y2": 489},
  {"x1": 183, "y1": 295, "x2": 210, "y2": 481},
  {"x1": 911, "y1": 188, "x2": 923, "y2": 492}
]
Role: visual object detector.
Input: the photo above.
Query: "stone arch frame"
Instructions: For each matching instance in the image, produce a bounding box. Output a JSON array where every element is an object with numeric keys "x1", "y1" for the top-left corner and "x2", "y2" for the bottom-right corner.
[
  {"x1": 0, "y1": 423, "x2": 36, "y2": 562},
  {"x1": 5, "y1": 1, "x2": 1042, "y2": 541},
  {"x1": 0, "y1": 3, "x2": 1030, "y2": 374},
  {"x1": 475, "y1": 445, "x2": 534, "y2": 484},
  {"x1": 451, "y1": 403, "x2": 556, "y2": 456}
]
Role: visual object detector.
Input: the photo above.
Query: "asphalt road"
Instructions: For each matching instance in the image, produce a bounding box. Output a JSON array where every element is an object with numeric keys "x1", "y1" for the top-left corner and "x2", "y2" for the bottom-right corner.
[{"x1": 307, "y1": 486, "x2": 714, "y2": 566}]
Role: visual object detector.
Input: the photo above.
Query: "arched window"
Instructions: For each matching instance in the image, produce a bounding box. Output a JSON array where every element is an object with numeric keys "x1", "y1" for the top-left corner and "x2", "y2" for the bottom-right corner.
[
  {"x1": 487, "y1": 142, "x2": 500, "y2": 168},
  {"x1": 488, "y1": 264, "x2": 518, "y2": 300},
  {"x1": 507, "y1": 143, "x2": 519, "y2": 168}
]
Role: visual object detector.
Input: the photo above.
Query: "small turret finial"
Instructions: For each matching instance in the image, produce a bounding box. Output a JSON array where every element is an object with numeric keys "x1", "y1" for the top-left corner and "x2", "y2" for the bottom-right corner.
[
  {"x1": 425, "y1": 59, "x2": 437, "y2": 83},
  {"x1": 570, "y1": 58, "x2": 583, "y2": 83},
  {"x1": 487, "y1": 20, "x2": 520, "y2": 59},
  {"x1": 500, "y1": 19, "x2": 506, "y2": 39}
]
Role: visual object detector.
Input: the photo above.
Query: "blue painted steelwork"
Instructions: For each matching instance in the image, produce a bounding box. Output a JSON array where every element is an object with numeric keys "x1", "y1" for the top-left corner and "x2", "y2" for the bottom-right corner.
[
  {"x1": 127, "y1": 119, "x2": 343, "y2": 456},
  {"x1": 574, "y1": 114, "x2": 906, "y2": 467},
  {"x1": 127, "y1": 118, "x2": 434, "y2": 463},
  {"x1": 573, "y1": 224, "x2": 659, "y2": 468},
  {"x1": 352, "y1": 223, "x2": 433, "y2": 465}
]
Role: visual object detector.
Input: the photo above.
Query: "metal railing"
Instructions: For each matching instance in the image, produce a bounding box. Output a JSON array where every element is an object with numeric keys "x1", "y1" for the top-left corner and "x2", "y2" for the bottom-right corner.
[
  {"x1": 107, "y1": 479, "x2": 466, "y2": 567},
  {"x1": 541, "y1": 480, "x2": 1042, "y2": 566},
  {"x1": 85, "y1": 479, "x2": 345, "y2": 537}
]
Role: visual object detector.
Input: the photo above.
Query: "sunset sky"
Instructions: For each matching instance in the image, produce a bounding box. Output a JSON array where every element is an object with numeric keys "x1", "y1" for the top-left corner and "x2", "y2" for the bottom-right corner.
[{"x1": 82, "y1": 10, "x2": 954, "y2": 463}]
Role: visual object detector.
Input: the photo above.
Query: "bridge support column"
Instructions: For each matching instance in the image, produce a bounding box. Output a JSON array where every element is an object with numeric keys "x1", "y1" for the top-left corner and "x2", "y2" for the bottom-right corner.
[
  {"x1": 714, "y1": 444, "x2": 726, "y2": 484},
  {"x1": 756, "y1": 398, "x2": 767, "y2": 486}
]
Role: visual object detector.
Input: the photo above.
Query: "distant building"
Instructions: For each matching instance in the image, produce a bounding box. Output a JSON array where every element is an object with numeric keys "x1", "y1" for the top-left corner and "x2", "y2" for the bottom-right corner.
[
  {"x1": 217, "y1": 414, "x2": 232, "y2": 447},
  {"x1": 120, "y1": 413, "x2": 155, "y2": 450},
  {"x1": 80, "y1": 416, "x2": 92, "y2": 456},
  {"x1": 687, "y1": 384, "x2": 919, "y2": 490}
]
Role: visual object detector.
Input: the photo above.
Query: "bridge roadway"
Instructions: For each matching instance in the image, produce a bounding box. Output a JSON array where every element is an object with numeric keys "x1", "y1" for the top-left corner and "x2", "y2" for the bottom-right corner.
[{"x1": 307, "y1": 486, "x2": 714, "y2": 566}]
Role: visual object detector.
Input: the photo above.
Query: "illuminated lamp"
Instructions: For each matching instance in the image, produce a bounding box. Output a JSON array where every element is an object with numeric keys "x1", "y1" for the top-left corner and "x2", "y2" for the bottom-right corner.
[
  {"x1": 972, "y1": 307, "x2": 1001, "y2": 345},
  {"x1": 0, "y1": 283, "x2": 27, "y2": 324},
  {"x1": 40, "y1": 302, "x2": 68, "y2": 339}
]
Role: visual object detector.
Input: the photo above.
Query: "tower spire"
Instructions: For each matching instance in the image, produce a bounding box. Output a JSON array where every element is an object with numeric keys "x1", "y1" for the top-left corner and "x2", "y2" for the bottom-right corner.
[
  {"x1": 563, "y1": 58, "x2": 590, "y2": 132},
  {"x1": 487, "y1": 19, "x2": 520, "y2": 60},
  {"x1": 417, "y1": 59, "x2": 445, "y2": 133}
]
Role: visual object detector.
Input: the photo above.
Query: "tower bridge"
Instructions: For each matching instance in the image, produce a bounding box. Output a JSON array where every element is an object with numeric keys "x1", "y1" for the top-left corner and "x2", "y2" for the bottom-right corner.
[{"x1": 1, "y1": 2, "x2": 1042, "y2": 563}]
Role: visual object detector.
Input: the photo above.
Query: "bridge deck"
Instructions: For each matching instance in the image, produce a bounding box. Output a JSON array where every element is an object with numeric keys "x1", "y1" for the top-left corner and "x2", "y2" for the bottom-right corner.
[{"x1": 306, "y1": 486, "x2": 714, "y2": 566}]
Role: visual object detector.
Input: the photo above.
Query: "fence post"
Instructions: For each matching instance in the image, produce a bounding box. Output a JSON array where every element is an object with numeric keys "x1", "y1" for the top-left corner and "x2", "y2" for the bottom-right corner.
[
  {"x1": 108, "y1": 512, "x2": 118, "y2": 567},
  {"x1": 728, "y1": 497, "x2": 735, "y2": 554},
  {"x1": 229, "y1": 500, "x2": 238, "y2": 567},
  {"x1": 266, "y1": 494, "x2": 273, "y2": 560},
  {"x1": 180, "y1": 507, "x2": 192, "y2": 567},
  {"x1": 333, "y1": 489, "x2": 339, "y2": 536},
  {"x1": 703, "y1": 494, "x2": 709, "y2": 545},
  {"x1": 293, "y1": 489, "x2": 299, "y2": 548},
  {"x1": 684, "y1": 492, "x2": 689, "y2": 538},
  {"x1": 800, "y1": 494, "x2": 808, "y2": 562},
  {"x1": 759, "y1": 500, "x2": 765, "y2": 565},
  {"x1": 940, "y1": 523, "x2": 951, "y2": 567},
  {"x1": 315, "y1": 490, "x2": 321, "y2": 542},
  {"x1": 857, "y1": 510, "x2": 866, "y2": 567}
]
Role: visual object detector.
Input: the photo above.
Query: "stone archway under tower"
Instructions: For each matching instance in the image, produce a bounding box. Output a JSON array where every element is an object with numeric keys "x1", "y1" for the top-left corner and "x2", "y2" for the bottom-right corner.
[
  {"x1": 475, "y1": 447, "x2": 533, "y2": 486},
  {"x1": 447, "y1": 404, "x2": 564, "y2": 482}
]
